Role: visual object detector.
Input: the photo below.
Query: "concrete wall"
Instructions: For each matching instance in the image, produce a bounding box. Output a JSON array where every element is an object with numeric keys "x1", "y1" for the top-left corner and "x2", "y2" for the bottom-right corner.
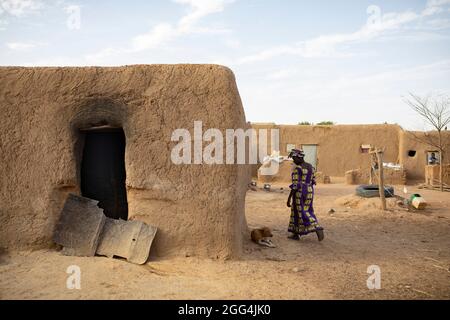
[{"x1": 0, "y1": 65, "x2": 250, "y2": 259}]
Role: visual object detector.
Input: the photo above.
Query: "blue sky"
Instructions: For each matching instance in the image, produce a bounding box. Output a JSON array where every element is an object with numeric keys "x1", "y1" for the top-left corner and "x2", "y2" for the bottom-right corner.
[{"x1": 1, "y1": 0, "x2": 450, "y2": 129}]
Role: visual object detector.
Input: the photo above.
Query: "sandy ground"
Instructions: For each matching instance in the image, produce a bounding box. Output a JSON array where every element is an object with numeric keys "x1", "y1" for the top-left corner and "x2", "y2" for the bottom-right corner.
[{"x1": 1, "y1": 182, "x2": 449, "y2": 300}]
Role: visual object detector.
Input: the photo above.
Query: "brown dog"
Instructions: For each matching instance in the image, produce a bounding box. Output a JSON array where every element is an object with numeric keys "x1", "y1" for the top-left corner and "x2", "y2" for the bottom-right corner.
[
  {"x1": 251, "y1": 227, "x2": 276, "y2": 248},
  {"x1": 251, "y1": 227, "x2": 273, "y2": 241}
]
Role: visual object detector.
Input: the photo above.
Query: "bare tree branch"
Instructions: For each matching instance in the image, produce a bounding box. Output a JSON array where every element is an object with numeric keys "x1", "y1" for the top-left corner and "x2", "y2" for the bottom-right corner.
[
  {"x1": 404, "y1": 93, "x2": 450, "y2": 191},
  {"x1": 407, "y1": 131, "x2": 441, "y2": 150}
]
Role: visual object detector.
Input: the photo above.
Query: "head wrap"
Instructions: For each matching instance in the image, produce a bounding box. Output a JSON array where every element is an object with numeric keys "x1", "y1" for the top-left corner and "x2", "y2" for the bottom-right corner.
[{"x1": 288, "y1": 148, "x2": 305, "y2": 159}]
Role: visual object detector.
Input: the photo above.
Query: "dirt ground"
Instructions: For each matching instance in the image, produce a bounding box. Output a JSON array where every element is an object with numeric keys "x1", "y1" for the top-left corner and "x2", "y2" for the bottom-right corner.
[{"x1": 1, "y1": 182, "x2": 449, "y2": 300}]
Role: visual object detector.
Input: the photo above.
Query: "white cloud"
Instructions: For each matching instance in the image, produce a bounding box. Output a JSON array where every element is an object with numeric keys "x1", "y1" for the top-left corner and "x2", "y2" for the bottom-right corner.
[
  {"x1": 422, "y1": 5, "x2": 443, "y2": 16},
  {"x1": 427, "y1": 0, "x2": 450, "y2": 7},
  {"x1": 7, "y1": 41, "x2": 34, "y2": 50},
  {"x1": 84, "y1": 0, "x2": 234, "y2": 64},
  {"x1": 425, "y1": 18, "x2": 450, "y2": 29},
  {"x1": 238, "y1": 11, "x2": 420, "y2": 64},
  {"x1": 0, "y1": 0, "x2": 42, "y2": 17},
  {"x1": 0, "y1": 0, "x2": 43, "y2": 31},
  {"x1": 175, "y1": 0, "x2": 231, "y2": 32},
  {"x1": 423, "y1": 0, "x2": 450, "y2": 15},
  {"x1": 238, "y1": 2, "x2": 449, "y2": 64},
  {"x1": 131, "y1": 23, "x2": 176, "y2": 51},
  {"x1": 130, "y1": 0, "x2": 233, "y2": 52},
  {"x1": 6, "y1": 41, "x2": 45, "y2": 50},
  {"x1": 85, "y1": 0, "x2": 234, "y2": 64}
]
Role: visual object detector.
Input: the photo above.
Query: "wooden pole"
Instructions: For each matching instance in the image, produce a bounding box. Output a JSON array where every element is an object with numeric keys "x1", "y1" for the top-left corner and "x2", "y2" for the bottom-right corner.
[
  {"x1": 376, "y1": 150, "x2": 387, "y2": 211},
  {"x1": 369, "y1": 153, "x2": 375, "y2": 185}
]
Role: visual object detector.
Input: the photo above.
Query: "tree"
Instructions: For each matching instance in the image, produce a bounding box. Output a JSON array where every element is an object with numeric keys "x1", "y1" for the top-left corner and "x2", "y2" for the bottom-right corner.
[
  {"x1": 404, "y1": 93, "x2": 450, "y2": 191},
  {"x1": 317, "y1": 121, "x2": 335, "y2": 125},
  {"x1": 298, "y1": 121, "x2": 312, "y2": 125}
]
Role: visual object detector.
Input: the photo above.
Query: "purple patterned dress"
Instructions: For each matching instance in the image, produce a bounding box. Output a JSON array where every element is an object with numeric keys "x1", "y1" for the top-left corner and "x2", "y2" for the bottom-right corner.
[{"x1": 288, "y1": 162, "x2": 323, "y2": 236}]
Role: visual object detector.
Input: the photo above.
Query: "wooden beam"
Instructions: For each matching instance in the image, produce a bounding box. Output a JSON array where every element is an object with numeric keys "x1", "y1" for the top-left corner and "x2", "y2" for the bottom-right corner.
[{"x1": 79, "y1": 125, "x2": 122, "y2": 132}]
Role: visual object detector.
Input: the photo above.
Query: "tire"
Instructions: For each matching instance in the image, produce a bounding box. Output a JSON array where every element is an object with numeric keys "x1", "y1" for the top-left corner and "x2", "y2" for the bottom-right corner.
[{"x1": 356, "y1": 184, "x2": 394, "y2": 198}]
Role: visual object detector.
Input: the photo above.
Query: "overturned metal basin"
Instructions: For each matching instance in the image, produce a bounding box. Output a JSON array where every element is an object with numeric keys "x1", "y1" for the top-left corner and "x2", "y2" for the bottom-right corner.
[
  {"x1": 96, "y1": 218, "x2": 157, "y2": 264},
  {"x1": 53, "y1": 194, "x2": 157, "y2": 264}
]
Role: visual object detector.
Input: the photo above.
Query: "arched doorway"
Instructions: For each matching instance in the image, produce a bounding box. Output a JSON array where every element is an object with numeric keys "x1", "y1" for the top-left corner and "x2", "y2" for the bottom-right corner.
[{"x1": 80, "y1": 126, "x2": 128, "y2": 220}]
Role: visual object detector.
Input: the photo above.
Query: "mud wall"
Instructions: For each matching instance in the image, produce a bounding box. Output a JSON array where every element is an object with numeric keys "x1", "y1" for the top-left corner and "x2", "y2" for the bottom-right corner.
[
  {"x1": 251, "y1": 123, "x2": 401, "y2": 177},
  {"x1": 399, "y1": 130, "x2": 450, "y2": 181},
  {"x1": 0, "y1": 65, "x2": 250, "y2": 259}
]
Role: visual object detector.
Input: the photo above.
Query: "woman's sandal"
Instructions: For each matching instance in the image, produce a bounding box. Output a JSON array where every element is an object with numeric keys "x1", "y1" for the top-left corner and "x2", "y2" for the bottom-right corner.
[
  {"x1": 316, "y1": 229, "x2": 325, "y2": 242},
  {"x1": 288, "y1": 234, "x2": 300, "y2": 241}
]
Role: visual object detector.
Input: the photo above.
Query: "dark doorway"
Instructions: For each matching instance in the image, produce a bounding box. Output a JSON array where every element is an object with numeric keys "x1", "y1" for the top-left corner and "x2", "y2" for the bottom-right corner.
[{"x1": 80, "y1": 128, "x2": 128, "y2": 220}]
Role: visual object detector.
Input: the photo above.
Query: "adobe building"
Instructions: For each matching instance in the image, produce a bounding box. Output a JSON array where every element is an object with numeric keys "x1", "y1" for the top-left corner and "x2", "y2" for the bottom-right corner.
[
  {"x1": 251, "y1": 123, "x2": 450, "y2": 183},
  {"x1": 0, "y1": 65, "x2": 250, "y2": 259}
]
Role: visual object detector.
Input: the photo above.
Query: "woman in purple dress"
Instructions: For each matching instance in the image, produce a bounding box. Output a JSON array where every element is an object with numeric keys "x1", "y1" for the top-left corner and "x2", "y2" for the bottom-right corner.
[{"x1": 286, "y1": 149, "x2": 324, "y2": 241}]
